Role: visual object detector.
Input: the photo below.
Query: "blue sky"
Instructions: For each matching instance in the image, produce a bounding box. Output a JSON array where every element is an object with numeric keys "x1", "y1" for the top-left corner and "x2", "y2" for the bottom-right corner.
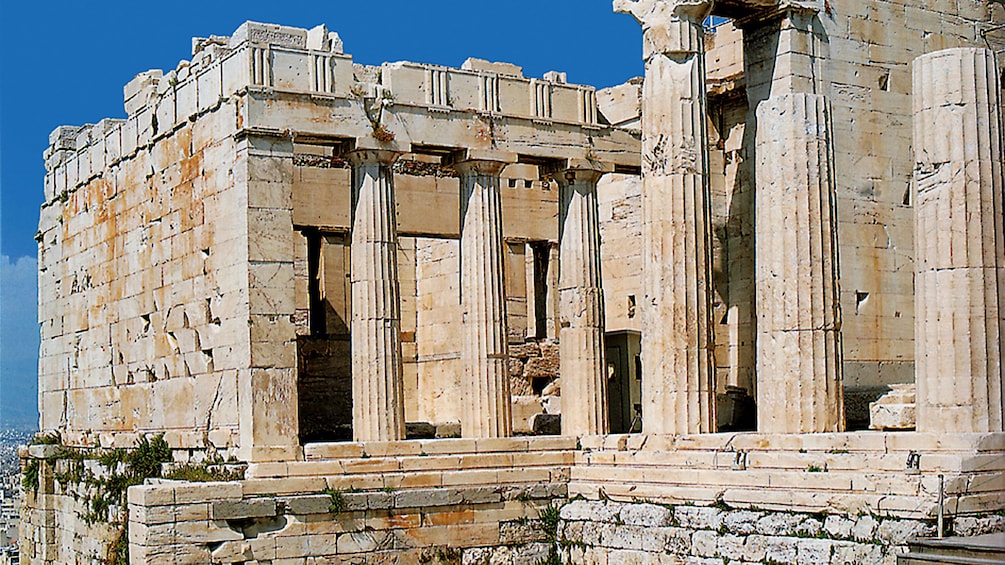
[{"x1": 0, "y1": 0, "x2": 644, "y2": 427}]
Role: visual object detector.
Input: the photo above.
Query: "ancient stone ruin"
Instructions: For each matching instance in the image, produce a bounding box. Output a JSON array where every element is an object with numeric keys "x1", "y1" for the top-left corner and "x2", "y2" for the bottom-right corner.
[{"x1": 20, "y1": 0, "x2": 1005, "y2": 563}]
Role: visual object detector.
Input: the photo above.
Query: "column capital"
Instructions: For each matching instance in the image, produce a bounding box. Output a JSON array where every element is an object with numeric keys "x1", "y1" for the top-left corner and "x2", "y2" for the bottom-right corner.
[
  {"x1": 615, "y1": 0, "x2": 712, "y2": 57},
  {"x1": 544, "y1": 159, "x2": 614, "y2": 186},
  {"x1": 448, "y1": 149, "x2": 518, "y2": 176},
  {"x1": 345, "y1": 149, "x2": 401, "y2": 166},
  {"x1": 615, "y1": 0, "x2": 714, "y2": 25},
  {"x1": 452, "y1": 159, "x2": 509, "y2": 177}
]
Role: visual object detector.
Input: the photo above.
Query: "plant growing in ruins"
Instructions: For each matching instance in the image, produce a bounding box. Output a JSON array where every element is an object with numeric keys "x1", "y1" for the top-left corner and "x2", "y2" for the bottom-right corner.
[
  {"x1": 435, "y1": 547, "x2": 462, "y2": 564},
  {"x1": 539, "y1": 503, "x2": 561, "y2": 540},
  {"x1": 31, "y1": 431, "x2": 62, "y2": 445},
  {"x1": 108, "y1": 528, "x2": 129, "y2": 565},
  {"x1": 371, "y1": 123, "x2": 396, "y2": 143},
  {"x1": 22, "y1": 459, "x2": 40, "y2": 493},
  {"x1": 325, "y1": 487, "x2": 347, "y2": 513},
  {"x1": 353, "y1": 87, "x2": 397, "y2": 143},
  {"x1": 162, "y1": 463, "x2": 244, "y2": 482},
  {"x1": 21, "y1": 434, "x2": 176, "y2": 564}
]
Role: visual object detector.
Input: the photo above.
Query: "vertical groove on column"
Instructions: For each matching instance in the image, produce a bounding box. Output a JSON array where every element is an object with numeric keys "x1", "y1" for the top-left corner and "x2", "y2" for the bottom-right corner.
[
  {"x1": 559, "y1": 170, "x2": 609, "y2": 436},
  {"x1": 349, "y1": 150, "x2": 405, "y2": 442},
  {"x1": 755, "y1": 93, "x2": 844, "y2": 434},
  {"x1": 639, "y1": 15, "x2": 716, "y2": 435},
  {"x1": 913, "y1": 48, "x2": 1005, "y2": 433},
  {"x1": 457, "y1": 162, "x2": 512, "y2": 438}
]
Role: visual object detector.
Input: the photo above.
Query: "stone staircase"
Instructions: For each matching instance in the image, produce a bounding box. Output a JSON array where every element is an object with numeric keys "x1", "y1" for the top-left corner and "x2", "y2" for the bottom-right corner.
[
  {"x1": 569, "y1": 432, "x2": 1005, "y2": 519},
  {"x1": 898, "y1": 533, "x2": 1005, "y2": 564},
  {"x1": 244, "y1": 436, "x2": 576, "y2": 495}
]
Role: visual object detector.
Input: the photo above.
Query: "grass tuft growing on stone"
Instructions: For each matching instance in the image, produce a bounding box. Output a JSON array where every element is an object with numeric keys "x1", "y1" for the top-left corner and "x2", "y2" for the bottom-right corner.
[
  {"x1": 31, "y1": 431, "x2": 62, "y2": 445},
  {"x1": 325, "y1": 487, "x2": 347, "y2": 513},
  {"x1": 539, "y1": 503, "x2": 562, "y2": 540},
  {"x1": 162, "y1": 463, "x2": 244, "y2": 482},
  {"x1": 22, "y1": 459, "x2": 39, "y2": 493}
]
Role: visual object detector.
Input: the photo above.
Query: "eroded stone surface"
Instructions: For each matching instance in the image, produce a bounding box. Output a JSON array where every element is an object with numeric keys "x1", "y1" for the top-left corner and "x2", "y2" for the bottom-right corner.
[{"x1": 913, "y1": 47, "x2": 1005, "y2": 434}]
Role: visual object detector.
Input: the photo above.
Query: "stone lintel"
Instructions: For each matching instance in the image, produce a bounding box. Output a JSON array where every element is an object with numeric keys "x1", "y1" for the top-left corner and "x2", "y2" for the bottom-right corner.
[
  {"x1": 541, "y1": 159, "x2": 616, "y2": 178},
  {"x1": 729, "y1": 0, "x2": 823, "y2": 28},
  {"x1": 240, "y1": 90, "x2": 638, "y2": 171},
  {"x1": 446, "y1": 149, "x2": 519, "y2": 168}
]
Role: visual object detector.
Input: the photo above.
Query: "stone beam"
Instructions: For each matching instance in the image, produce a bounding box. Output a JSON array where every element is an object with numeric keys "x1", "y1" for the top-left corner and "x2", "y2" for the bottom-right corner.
[
  {"x1": 63, "y1": 20, "x2": 639, "y2": 208},
  {"x1": 616, "y1": 0, "x2": 717, "y2": 434},
  {"x1": 715, "y1": 0, "x2": 821, "y2": 22},
  {"x1": 240, "y1": 91, "x2": 639, "y2": 173}
]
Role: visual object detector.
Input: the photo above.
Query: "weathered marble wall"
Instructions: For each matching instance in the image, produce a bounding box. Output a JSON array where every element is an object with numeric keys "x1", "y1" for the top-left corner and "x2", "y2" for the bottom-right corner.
[
  {"x1": 39, "y1": 92, "x2": 246, "y2": 454},
  {"x1": 740, "y1": 0, "x2": 1001, "y2": 424}
]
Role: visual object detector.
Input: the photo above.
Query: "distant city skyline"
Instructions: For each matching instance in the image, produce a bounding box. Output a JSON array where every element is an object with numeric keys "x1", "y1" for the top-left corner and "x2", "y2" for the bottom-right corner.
[{"x1": 0, "y1": 0, "x2": 646, "y2": 429}]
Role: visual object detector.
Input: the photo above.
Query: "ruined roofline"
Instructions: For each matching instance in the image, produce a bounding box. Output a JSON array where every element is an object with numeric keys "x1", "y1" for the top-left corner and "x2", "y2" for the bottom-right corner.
[{"x1": 42, "y1": 21, "x2": 633, "y2": 198}]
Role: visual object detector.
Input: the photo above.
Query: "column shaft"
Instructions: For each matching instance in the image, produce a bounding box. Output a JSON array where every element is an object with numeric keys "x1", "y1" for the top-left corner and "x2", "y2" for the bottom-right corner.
[
  {"x1": 457, "y1": 161, "x2": 512, "y2": 438},
  {"x1": 913, "y1": 48, "x2": 1005, "y2": 433},
  {"x1": 349, "y1": 150, "x2": 405, "y2": 442},
  {"x1": 629, "y1": 9, "x2": 716, "y2": 434},
  {"x1": 558, "y1": 170, "x2": 609, "y2": 436},
  {"x1": 755, "y1": 93, "x2": 844, "y2": 433}
]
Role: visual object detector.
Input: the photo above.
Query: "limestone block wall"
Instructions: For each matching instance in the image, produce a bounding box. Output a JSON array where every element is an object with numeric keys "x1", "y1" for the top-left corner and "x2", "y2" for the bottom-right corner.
[
  {"x1": 35, "y1": 21, "x2": 370, "y2": 458},
  {"x1": 556, "y1": 499, "x2": 937, "y2": 565},
  {"x1": 18, "y1": 462, "x2": 121, "y2": 564},
  {"x1": 598, "y1": 174, "x2": 643, "y2": 335},
  {"x1": 126, "y1": 481, "x2": 564, "y2": 564},
  {"x1": 21, "y1": 432, "x2": 1005, "y2": 564},
  {"x1": 706, "y1": 21, "x2": 745, "y2": 83},
  {"x1": 741, "y1": 0, "x2": 1001, "y2": 417},
  {"x1": 415, "y1": 238, "x2": 463, "y2": 426},
  {"x1": 38, "y1": 95, "x2": 245, "y2": 452}
]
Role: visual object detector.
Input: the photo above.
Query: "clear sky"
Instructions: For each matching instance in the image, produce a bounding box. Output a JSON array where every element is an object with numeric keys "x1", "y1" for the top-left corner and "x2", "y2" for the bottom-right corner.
[{"x1": 0, "y1": 0, "x2": 645, "y2": 427}]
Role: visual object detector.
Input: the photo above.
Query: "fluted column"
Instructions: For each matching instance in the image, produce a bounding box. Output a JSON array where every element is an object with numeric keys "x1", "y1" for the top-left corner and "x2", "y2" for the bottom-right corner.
[
  {"x1": 557, "y1": 168, "x2": 609, "y2": 436},
  {"x1": 348, "y1": 149, "x2": 405, "y2": 442},
  {"x1": 755, "y1": 93, "x2": 844, "y2": 433},
  {"x1": 913, "y1": 48, "x2": 1005, "y2": 433},
  {"x1": 616, "y1": 0, "x2": 716, "y2": 434},
  {"x1": 456, "y1": 159, "x2": 512, "y2": 438}
]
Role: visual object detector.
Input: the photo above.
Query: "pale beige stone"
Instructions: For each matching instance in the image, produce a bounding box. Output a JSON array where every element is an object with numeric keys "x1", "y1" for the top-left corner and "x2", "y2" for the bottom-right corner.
[
  {"x1": 754, "y1": 93, "x2": 844, "y2": 434},
  {"x1": 348, "y1": 149, "x2": 406, "y2": 442},
  {"x1": 456, "y1": 158, "x2": 514, "y2": 439},
  {"x1": 557, "y1": 167, "x2": 610, "y2": 436},
  {"x1": 913, "y1": 48, "x2": 1005, "y2": 434},
  {"x1": 869, "y1": 384, "x2": 916, "y2": 430},
  {"x1": 617, "y1": 0, "x2": 717, "y2": 434}
]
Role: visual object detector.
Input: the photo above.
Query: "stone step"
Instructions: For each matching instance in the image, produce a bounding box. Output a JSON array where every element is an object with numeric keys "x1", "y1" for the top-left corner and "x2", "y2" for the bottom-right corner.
[
  {"x1": 907, "y1": 534, "x2": 1005, "y2": 561},
  {"x1": 567, "y1": 480, "x2": 939, "y2": 518},
  {"x1": 250, "y1": 449, "x2": 575, "y2": 479},
  {"x1": 573, "y1": 463, "x2": 934, "y2": 496},
  {"x1": 303, "y1": 435, "x2": 578, "y2": 460},
  {"x1": 579, "y1": 432, "x2": 1005, "y2": 454},
  {"x1": 578, "y1": 445, "x2": 1005, "y2": 474},
  {"x1": 898, "y1": 553, "x2": 1005, "y2": 565}
]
